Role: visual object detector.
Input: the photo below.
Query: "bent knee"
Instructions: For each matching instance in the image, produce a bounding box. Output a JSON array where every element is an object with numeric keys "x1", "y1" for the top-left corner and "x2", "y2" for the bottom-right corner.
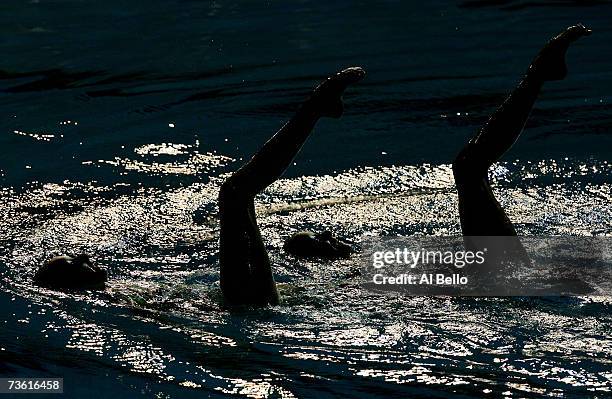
[
  {"x1": 219, "y1": 174, "x2": 255, "y2": 203},
  {"x1": 219, "y1": 176, "x2": 245, "y2": 204},
  {"x1": 452, "y1": 155, "x2": 488, "y2": 185},
  {"x1": 451, "y1": 157, "x2": 469, "y2": 184},
  {"x1": 219, "y1": 177, "x2": 236, "y2": 200}
]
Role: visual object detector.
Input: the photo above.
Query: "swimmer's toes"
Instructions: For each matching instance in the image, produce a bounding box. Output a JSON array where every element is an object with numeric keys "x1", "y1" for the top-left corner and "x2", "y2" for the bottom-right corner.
[
  {"x1": 321, "y1": 67, "x2": 366, "y2": 95},
  {"x1": 309, "y1": 66, "x2": 365, "y2": 117},
  {"x1": 555, "y1": 24, "x2": 592, "y2": 45},
  {"x1": 334, "y1": 67, "x2": 366, "y2": 86}
]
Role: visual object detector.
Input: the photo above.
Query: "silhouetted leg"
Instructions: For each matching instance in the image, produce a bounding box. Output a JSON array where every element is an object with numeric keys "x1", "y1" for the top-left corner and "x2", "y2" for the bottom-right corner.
[
  {"x1": 453, "y1": 77, "x2": 542, "y2": 236},
  {"x1": 453, "y1": 25, "x2": 591, "y2": 280},
  {"x1": 453, "y1": 24, "x2": 591, "y2": 238},
  {"x1": 219, "y1": 67, "x2": 365, "y2": 305}
]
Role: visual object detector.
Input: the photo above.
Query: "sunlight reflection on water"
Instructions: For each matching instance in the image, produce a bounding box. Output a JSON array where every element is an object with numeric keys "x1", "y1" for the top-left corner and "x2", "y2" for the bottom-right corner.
[{"x1": 4, "y1": 152, "x2": 610, "y2": 396}]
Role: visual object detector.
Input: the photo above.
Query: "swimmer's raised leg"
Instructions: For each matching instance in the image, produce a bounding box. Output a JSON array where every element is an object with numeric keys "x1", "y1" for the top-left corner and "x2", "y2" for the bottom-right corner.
[
  {"x1": 219, "y1": 67, "x2": 365, "y2": 305},
  {"x1": 226, "y1": 67, "x2": 365, "y2": 196},
  {"x1": 453, "y1": 25, "x2": 591, "y2": 237}
]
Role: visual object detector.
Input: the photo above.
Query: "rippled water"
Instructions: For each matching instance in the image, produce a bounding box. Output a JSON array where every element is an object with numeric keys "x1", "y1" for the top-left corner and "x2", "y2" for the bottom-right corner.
[{"x1": 1, "y1": 1, "x2": 611, "y2": 397}]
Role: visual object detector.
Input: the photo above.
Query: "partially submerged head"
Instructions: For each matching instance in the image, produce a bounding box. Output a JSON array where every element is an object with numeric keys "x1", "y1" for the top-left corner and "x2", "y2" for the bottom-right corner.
[
  {"x1": 34, "y1": 254, "x2": 107, "y2": 289},
  {"x1": 284, "y1": 230, "x2": 352, "y2": 258}
]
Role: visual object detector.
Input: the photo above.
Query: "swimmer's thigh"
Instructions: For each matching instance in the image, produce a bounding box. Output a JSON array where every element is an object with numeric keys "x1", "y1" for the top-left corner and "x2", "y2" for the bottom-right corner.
[
  {"x1": 455, "y1": 176, "x2": 517, "y2": 237},
  {"x1": 218, "y1": 183, "x2": 256, "y2": 302}
]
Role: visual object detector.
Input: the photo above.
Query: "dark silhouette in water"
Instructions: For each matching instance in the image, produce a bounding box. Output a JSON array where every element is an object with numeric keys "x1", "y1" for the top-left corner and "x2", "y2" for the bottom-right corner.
[
  {"x1": 34, "y1": 254, "x2": 107, "y2": 289},
  {"x1": 284, "y1": 230, "x2": 352, "y2": 258},
  {"x1": 218, "y1": 67, "x2": 365, "y2": 306},
  {"x1": 453, "y1": 25, "x2": 591, "y2": 241}
]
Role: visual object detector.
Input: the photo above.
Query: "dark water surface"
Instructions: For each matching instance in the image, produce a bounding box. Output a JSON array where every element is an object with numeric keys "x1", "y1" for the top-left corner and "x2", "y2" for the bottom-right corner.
[{"x1": 1, "y1": 1, "x2": 611, "y2": 397}]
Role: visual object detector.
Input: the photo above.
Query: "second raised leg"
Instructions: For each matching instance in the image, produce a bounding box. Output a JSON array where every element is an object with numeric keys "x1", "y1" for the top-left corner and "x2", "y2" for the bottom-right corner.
[{"x1": 453, "y1": 24, "x2": 591, "y2": 237}]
